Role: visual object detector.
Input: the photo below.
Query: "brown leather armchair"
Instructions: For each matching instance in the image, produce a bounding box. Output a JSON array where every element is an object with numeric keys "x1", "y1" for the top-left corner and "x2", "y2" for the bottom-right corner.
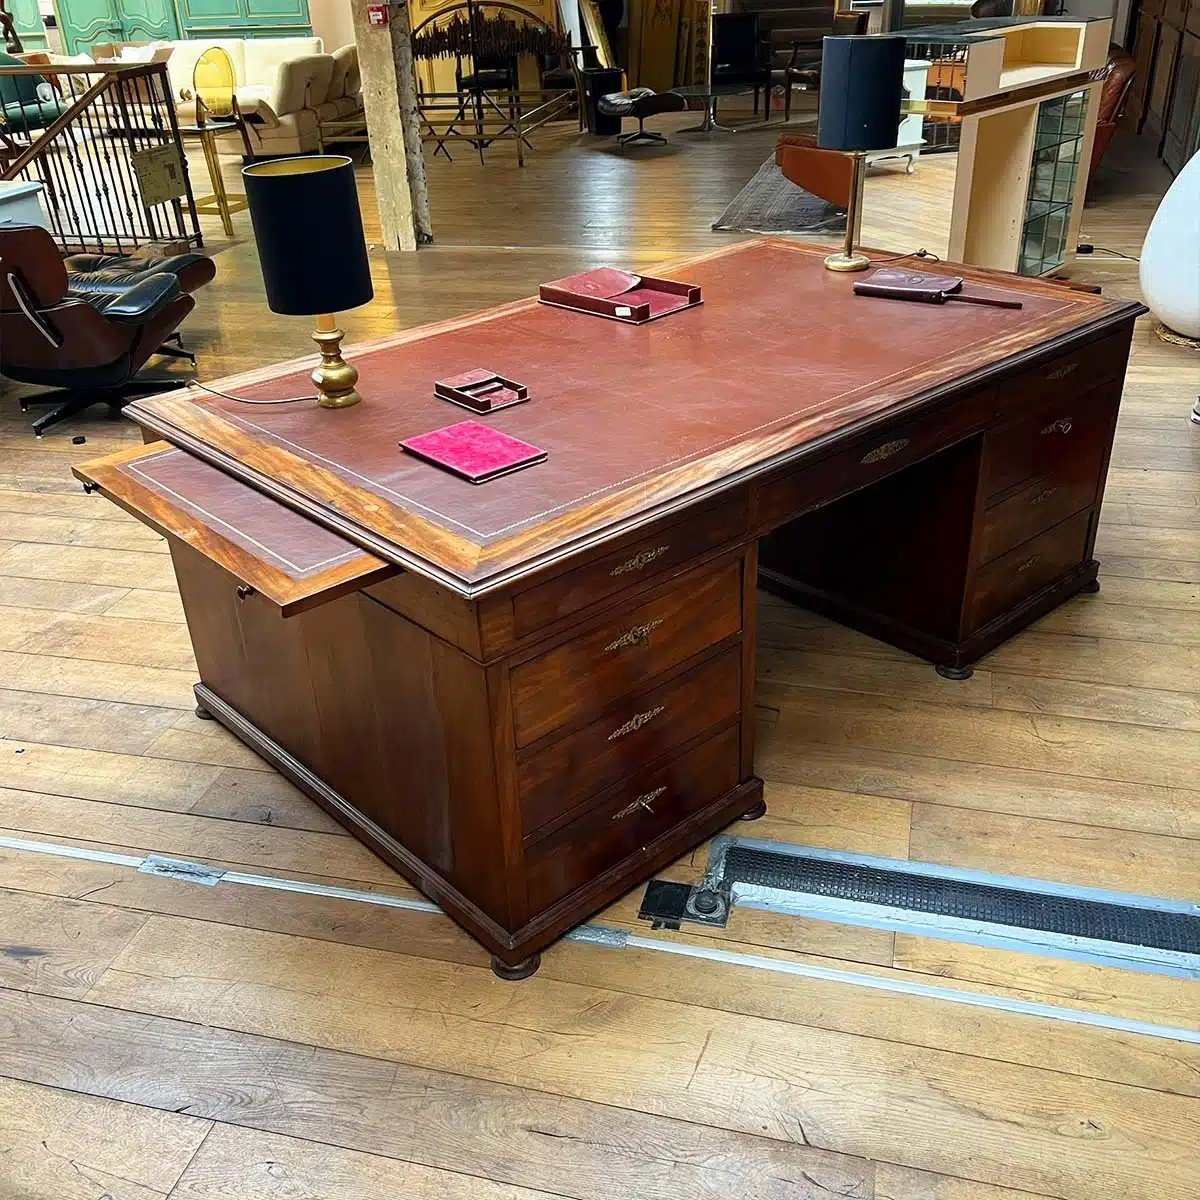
[
  {"x1": 0, "y1": 225, "x2": 198, "y2": 437},
  {"x1": 1088, "y1": 44, "x2": 1136, "y2": 188},
  {"x1": 776, "y1": 131, "x2": 853, "y2": 207}
]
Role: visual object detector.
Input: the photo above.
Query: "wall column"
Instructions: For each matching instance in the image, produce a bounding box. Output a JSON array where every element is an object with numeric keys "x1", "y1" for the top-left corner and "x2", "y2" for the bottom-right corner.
[{"x1": 351, "y1": 0, "x2": 433, "y2": 251}]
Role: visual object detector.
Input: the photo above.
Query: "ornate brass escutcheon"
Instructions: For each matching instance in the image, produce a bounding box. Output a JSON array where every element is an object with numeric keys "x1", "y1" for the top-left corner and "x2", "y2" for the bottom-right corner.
[
  {"x1": 609, "y1": 545, "x2": 670, "y2": 577},
  {"x1": 861, "y1": 438, "x2": 910, "y2": 465},
  {"x1": 607, "y1": 705, "x2": 666, "y2": 741},
  {"x1": 1046, "y1": 361, "x2": 1079, "y2": 381},
  {"x1": 611, "y1": 787, "x2": 667, "y2": 820},
  {"x1": 1041, "y1": 417, "x2": 1073, "y2": 435},
  {"x1": 604, "y1": 618, "x2": 664, "y2": 653}
]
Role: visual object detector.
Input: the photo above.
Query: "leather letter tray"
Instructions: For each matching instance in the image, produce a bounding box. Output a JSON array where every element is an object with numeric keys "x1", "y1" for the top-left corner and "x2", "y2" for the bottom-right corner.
[{"x1": 538, "y1": 267, "x2": 702, "y2": 324}]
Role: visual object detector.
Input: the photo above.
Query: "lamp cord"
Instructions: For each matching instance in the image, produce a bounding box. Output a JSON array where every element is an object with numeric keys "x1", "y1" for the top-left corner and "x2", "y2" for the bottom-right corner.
[
  {"x1": 866, "y1": 248, "x2": 940, "y2": 265},
  {"x1": 192, "y1": 381, "x2": 317, "y2": 405}
]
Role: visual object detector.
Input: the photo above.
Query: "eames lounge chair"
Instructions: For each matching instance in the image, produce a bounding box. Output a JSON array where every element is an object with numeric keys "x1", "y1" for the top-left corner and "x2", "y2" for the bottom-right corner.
[{"x1": 0, "y1": 224, "x2": 207, "y2": 437}]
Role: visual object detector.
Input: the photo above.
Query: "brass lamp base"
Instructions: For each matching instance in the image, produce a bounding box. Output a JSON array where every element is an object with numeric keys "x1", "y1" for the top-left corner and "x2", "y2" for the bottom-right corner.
[
  {"x1": 311, "y1": 316, "x2": 361, "y2": 409},
  {"x1": 825, "y1": 151, "x2": 871, "y2": 275},
  {"x1": 823, "y1": 251, "x2": 872, "y2": 272}
]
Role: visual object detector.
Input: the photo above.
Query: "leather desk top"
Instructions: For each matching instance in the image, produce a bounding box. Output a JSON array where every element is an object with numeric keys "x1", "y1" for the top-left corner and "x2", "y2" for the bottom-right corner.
[{"x1": 129, "y1": 240, "x2": 1139, "y2": 595}]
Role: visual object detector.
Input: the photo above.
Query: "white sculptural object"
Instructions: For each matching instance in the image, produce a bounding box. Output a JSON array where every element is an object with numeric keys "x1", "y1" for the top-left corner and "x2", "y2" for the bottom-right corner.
[{"x1": 1139, "y1": 152, "x2": 1200, "y2": 340}]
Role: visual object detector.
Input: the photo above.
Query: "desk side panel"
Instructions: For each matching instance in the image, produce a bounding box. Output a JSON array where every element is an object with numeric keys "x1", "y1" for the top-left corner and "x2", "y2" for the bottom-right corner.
[{"x1": 173, "y1": 545, "x2": 512, "y2": 927}]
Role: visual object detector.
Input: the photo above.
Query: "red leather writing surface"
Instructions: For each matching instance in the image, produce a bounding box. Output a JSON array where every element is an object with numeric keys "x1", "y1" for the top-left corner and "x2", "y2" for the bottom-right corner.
[
  {"x1": 128, "y1": 447, "x2": 362, "y2": 578},
  {"x1": 401, "y1": 421, "x2": 546, "y2": 483},
  {"x1": 159, "y1": 242, "x2": 1080, "y2": 550}
]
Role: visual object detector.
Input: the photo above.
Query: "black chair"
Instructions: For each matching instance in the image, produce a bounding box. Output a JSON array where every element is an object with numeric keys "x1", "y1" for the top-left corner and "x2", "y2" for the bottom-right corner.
[
  {"x1": 711, "y1": 13, "x2": 772, "y2": 116},
  {"x1": 456, "y1": 50, "x2": 520, "y2": 138},
  {"x1": 64, "y1": 243, "x2": 216, "y2": 299},
  {"x1": 541, "y1": 48, "x2": 584, "y2": 130},
  {"x1": 598, "y1": 87, "x2": 687, "y2": 146},
  {"x1": 0, "y1": 225, "x2": 206, "y2": 437},
  {"x1": 781, "y1": 9, "x2": 868, "y2": 122}
]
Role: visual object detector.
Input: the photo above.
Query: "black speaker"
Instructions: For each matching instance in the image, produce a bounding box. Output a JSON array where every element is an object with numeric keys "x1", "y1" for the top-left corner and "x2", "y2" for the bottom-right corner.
[{"x1": 817, "y1": 34, "x2": 907, "y2": 153}]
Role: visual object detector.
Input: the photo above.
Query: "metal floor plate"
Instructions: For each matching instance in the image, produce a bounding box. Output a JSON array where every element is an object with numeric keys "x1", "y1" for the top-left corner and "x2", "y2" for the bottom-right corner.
[{"x1": 718, "y1": 844, "x2": 1200, "y2": 954}]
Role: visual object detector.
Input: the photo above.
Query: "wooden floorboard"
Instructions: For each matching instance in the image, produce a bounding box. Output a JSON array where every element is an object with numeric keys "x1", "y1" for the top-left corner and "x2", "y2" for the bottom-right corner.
[{"x1": 0, "y1": 122, "x2": 1196, "y2": 1198}]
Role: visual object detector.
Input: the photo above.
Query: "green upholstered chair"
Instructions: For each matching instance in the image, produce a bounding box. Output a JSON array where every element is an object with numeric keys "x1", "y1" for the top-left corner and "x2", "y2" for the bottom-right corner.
[{"x1": 0, "y1": 51, "x2": 67, "y2": 134}]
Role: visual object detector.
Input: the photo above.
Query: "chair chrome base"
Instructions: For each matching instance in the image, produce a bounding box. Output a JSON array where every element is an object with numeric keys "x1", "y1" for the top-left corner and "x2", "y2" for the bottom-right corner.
[
  {"x1": 618, "y1": 121, "x2": 668, "y2": 147},
  {"x1": 21, "y1": 377, "x2": 192, "y2": 438}
]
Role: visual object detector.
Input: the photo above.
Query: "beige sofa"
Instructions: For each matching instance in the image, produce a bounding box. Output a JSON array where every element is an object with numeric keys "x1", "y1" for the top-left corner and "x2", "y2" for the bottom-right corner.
[{"x1": 102, "y1": 37, "x2": 363, "y2": 155}]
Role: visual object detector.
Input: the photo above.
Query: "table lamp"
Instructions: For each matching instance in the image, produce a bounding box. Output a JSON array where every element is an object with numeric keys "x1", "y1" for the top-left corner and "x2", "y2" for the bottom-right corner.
[
  {"x1": 242, "y1": 155, "x2": 374, "y2": 409},
  {"x1": 817, "y1": 33, "x2": 907, "y2": 272}
]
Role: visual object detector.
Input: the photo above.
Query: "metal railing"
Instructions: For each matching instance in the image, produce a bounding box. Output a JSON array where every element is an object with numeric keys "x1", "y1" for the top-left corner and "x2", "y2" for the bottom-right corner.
[
  {"x1": 905, "y1": 39, "x2": 969, "y2": 152},
  {"x1": 0, "y1": 61, "x2": 202, "y2": 253}
]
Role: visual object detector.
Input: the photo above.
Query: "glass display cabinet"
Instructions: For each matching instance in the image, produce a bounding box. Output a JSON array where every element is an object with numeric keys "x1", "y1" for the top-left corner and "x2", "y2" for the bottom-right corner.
[
  {"x1": 904, "y1": 17, "x2": 1111, "y2": 276},
  {"x1": 1020, "y1": 88, "x2": 1088, "y2": 275}
]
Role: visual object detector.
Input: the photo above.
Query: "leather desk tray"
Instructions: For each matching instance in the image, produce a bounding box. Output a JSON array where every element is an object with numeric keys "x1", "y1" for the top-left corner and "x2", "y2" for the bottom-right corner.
[{"x1": 538, "y1": 267, "x2": 701, "y2": 323}]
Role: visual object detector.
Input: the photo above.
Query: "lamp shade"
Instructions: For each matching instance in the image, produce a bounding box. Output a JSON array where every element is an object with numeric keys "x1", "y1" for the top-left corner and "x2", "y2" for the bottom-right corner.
[
  {"x1": 242, "y1": 155, "x2": 373, "y2": 317},
  {"x1": 817, "y1": 34, "x2": 907, "y2": 153}
]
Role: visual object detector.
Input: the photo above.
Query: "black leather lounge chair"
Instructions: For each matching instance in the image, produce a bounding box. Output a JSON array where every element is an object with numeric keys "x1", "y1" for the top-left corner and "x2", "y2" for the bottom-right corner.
[
  {"x1": 0, "y1": 225, "x2": 211, "y2": 437},
  {"x1": 598, "y1": 87, "x2": 687, "y2": 146}
]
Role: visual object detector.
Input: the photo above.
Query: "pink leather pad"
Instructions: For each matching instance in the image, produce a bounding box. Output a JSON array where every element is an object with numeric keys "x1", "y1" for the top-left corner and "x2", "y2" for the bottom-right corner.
[{"x1": 400, "y1": 421, "x2": 547, "y2": 484}]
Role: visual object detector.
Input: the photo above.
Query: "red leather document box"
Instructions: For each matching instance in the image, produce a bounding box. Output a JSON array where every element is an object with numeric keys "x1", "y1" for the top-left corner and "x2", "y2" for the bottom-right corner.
[
  {"x1": 538, "y1": 267, "x2": 702, "y2": 324},
  {"x1": 400, "y1": 421, "x2": 547, "y2": 484}
]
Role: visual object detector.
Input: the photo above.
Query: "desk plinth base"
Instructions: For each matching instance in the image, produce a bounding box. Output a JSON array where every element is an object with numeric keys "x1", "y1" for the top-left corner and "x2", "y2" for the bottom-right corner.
[
  {"x1": 759, "y1": 558, "x2": 1101, "y2": 676},
  {"x1": 192, "y1": 682, "x2": 762, "y2": 971}
]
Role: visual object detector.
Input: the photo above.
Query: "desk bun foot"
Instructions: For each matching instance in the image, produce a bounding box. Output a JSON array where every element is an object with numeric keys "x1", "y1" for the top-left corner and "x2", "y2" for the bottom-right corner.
[
  {"x1": 492, "y1": 953, "x2": 541, "y2": 981},
  {"x1": 936, "y1": 663, "x2": 974, "y2": 681},
  {"x1": 740, "y1": 798, "x2": 768, "y2": 821},
  {"x1": 1078, "y1": 579, "x2": 1100, "y2": 594},
  {"x1": 194, "y1": 703, "x2": 215, "y2": 720}
]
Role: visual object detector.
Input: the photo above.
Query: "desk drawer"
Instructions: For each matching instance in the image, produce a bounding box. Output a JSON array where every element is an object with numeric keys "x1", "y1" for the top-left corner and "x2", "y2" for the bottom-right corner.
[
  {"x1": 510, "y1": 558, "x2": 743, "y2": 748},
  {"x1": 518, "y1": 646, "x2": 741, "y2": 837},
  {"x1": 981, "y1": 382, "x2": 1120, "y2": 502},
  {"x1": 996, "y1": 333, "x2": 1129, "y2": 421},
  {"x1": 512, "y1": 497, "x2": 747, "y2": 637},
  {"x1": 756, "y1": 396, "x2": 989, "y2": 531},
  {"x1": 977, "y1": 469, "x2": 1101, "y2": 565},
  {"x1": 967, "y1": 510, "x2": 1092, "y2": 632},
  {"x1": 523, "y1": 724, "x2": 741, "y2": 912}
]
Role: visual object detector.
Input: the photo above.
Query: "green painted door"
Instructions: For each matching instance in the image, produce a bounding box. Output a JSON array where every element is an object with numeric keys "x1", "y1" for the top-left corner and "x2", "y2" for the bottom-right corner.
[
  {"x1": 176, "y1": 0, "x2": 312, "y2": 39},
  {"x1": 55, "y1": 0, "x2": 179, "y2": 53},
  {"x1": 117, "y1": 0, "x2": 180, "y2": 41},
  {"x1": 8, "y1": 0, "x2": 47, "y2": 51},
  {"x1": 55, "y1": 0, "x2": 122, "y2": 53}
]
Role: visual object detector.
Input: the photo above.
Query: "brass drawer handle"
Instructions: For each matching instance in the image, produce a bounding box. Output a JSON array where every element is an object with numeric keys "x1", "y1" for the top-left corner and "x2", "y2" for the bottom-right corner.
[
  {"x1": 608, "y1": 705, "x2": 665, "y2": 741},
  {"x1": 861, "y1": 437, "x2": 910, "y2": 465},
  {"x1": 236, "y1": 585, "x2": 257, "y2": 600},
  {"x1": 1017, "y1": 555, "x2": 1040, "y2": 573},
  {"x1": 1046, "y1": 361, "x2": 1079, "y2": 382},
  {"x1": 1030, "y1": 487, "x2": 1056, "y2": 506},
  {"x1": 610, "y1": 545, "x2": 670, "y2": 577},
  {"x1": 604, "y1": 618, "x2": 663, "y2": 653},
  {"x1": 611, "y1": 786, "x2": 666, "y2": 820},
  {"x1": 1041, "y1": 417, "x2": 1073, "y2": 435}
]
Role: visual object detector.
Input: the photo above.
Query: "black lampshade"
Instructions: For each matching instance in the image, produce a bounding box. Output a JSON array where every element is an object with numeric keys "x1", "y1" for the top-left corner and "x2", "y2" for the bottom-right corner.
[
  {"x1": 242, "y1": 155, "x2": 373, "y2": 317},
  {"x1": 817, "y1": 34, "x2": 907, "y2": 152}
]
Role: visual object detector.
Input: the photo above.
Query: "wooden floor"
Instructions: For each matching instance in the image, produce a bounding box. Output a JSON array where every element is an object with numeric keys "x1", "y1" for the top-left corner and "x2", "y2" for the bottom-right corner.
[{"x1": 1, "y1": 114, "x2": 1198, "y2": 1199}]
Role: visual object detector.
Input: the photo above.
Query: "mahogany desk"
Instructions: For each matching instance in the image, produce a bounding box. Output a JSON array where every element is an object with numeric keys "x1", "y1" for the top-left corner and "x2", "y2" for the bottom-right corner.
[{"x1": 75, "y1": 240, "x2": 1144, "y2": 978}]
